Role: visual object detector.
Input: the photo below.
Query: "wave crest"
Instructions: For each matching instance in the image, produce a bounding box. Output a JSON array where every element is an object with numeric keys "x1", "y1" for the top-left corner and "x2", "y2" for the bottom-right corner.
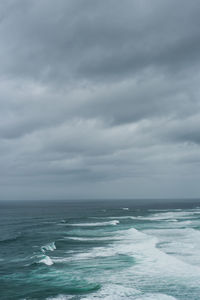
[
  {"x1": 64, "y1": 220, "x2": 119, "y2": 227},
  {"x1": 41, "y1": 242, "x2": 56, "y2": 252}
]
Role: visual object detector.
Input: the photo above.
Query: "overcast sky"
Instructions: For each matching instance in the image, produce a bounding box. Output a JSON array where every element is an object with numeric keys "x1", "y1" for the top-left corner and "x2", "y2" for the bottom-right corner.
[{"x1": 1, "y1": 0, "x2": 200, "y2": 200}]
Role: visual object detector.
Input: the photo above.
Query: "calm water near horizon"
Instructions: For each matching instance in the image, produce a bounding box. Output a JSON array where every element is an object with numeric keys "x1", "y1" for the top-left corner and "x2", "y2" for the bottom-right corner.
[{"x1": 1, "y1": 199, "x2": 200, "y2": 300}]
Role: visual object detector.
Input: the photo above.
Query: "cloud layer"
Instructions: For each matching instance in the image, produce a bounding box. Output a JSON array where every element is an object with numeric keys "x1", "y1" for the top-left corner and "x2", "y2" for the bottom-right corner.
[{"x1": 1, "y1": 0, "x2": 200, "y2": 200}]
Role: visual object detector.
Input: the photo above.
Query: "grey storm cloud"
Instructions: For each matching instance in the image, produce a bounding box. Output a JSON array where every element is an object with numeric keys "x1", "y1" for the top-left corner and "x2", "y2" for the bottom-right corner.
[
  {"x1": 0, "y1": 0, "x2": 200, "y2": 200},
  {"x1": 1, "y1": 0, "x2": 200, "y2": 82}
]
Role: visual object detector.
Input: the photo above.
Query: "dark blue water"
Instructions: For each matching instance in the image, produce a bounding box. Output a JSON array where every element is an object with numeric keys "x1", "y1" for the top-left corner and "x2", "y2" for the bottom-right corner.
[{"x1": 1, "y1": 199, "x2": 200, "y2": 300}]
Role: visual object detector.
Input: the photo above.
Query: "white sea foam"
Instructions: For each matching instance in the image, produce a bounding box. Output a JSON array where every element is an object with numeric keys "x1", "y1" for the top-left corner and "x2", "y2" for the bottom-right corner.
[
  {"x1": 66, "y1": 220, "x2": 119, "y2": 227},
  {"x1": 122, "y1": 207, "x2": 129, "y2": 210},
  {"x1": 144, "y1": 227, "x2": 200, "y2": 266},
  {"x1": 52, "y1": 242, "x2": 125, "y2": 262},
  {"x1": 146, "y1": 211, "x2": 198, "y2": 221},
  {"x1": 46, "y1": 295, "x2": 73, "y2": 300},
  {"x1": 65, "y1": 236, "x2": 118, "y2": 241},
  {"x1": 106, "y1": 212, "x2": 192, "y2": 221},
  {"x1": 81, "y1": 284, "x2": 140, "y2": 300},
  {"x1": 118, "y1": 228, "x2": 200, "y2": 277},
  {"x1": 38, "y1": 208, "x2": 200, "y2": 299},
  {"x1": 60, "y1": 226, "x2": 200, "y2": 278},
  {"x1": 50, "y1": 219, "x2": 200, "y2": 300},
  {"x1": 41, "y1": 242, "x2": 56, "y2": 252},
  {"x1": 81, "y1": 283, "x2": 177, "y2": 300},
  {"x1": 107, "y1": 210, "x2": 197, "y2": 222},
  {"x1": 107, "y1": 216, "x2": 138, "y2": 220},
  {"x1": 136, "y1": 294, "x2": 177, "y2": 300},
  {"x1": 39, "y1": 255, "x2": 54, "y2": 266}
]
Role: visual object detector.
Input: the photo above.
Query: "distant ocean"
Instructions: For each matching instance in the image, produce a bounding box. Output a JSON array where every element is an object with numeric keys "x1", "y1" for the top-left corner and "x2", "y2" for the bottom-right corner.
[{"x1": 1, "y1": 199, "x2": 200, "y2": 300}]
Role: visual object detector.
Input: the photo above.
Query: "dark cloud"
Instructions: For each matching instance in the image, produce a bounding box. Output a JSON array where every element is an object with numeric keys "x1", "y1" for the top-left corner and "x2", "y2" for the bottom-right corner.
[
  {"x1": 0, "y1": 0, "x2": 200, "y2": 200},
  {"x1": 1, "y1": 0, "x2": 200, "y2": 82}
]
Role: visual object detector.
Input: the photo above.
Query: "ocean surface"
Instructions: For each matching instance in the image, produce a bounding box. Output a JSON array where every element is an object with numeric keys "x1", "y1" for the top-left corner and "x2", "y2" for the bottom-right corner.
[{"x1": 1, "y1": 199, "x2": 200, "y2": 300}]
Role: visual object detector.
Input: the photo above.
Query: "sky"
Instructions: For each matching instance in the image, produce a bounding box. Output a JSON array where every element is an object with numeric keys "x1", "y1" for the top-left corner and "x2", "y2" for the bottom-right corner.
[{"x1": 1, "y1": 0, "x2": 200, "y2": 201}]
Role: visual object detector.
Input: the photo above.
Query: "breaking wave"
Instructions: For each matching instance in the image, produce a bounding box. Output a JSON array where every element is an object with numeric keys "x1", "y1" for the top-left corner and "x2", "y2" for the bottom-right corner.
[
  {"x1": 65, "y1": 236, "x2": 118, "y2": 241},
  {"x1": 39, "y1": 255, "x2": 54, "y2": 266},
  {"x1": 65, "y1": 220, "x2": 119, "y2": 227},
  {"x1": 41, "y1": 242, "x2": 56, "y2": 252}
]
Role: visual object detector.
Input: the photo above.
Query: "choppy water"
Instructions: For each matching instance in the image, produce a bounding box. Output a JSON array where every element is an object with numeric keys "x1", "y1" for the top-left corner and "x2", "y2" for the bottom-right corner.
[{"x1": 1, "y1": 200, "x2": 200, "y2": 300}]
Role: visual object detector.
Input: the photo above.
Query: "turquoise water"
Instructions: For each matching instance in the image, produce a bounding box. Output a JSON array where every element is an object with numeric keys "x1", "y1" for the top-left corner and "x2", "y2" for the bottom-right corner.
[{"x1": 1, "y1": 200, "x2": 200, "y2": 300}]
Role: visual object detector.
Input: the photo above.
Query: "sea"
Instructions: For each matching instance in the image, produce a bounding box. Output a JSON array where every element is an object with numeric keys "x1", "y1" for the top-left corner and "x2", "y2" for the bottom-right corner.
[{"x1": 1, "y1": 199, "x2": 200, "y2": 300}]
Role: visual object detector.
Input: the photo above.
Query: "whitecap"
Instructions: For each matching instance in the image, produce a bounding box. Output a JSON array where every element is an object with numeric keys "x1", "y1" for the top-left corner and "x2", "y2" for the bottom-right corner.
[
  {"x1": 41, "y1": 242, "x2": 56, "y2": 252},
  {"x1": 71, "y1": 227, "x2": 200, "y2": 275},
  {"x1": 107, "y1": 216, "x2": 138, "y2": 220},
  {"x1": 39, "y1": 255, "x2": 54, "y2": 266},
  {"x1": 135, "y1": 294, "x2": 177, "y2": 300},
  {"x1": 144, "y1": 227, "x2": 200, "y2": 267},
  {"x1": 65, "y1": 236, "x2": 118, "y2": 241},
  {"x1": 81, "y1": 284, "x2": 140, "y2": 299},
  {"x1": 65, "y1": 220, "x2": 119, "y2": 227},
  {"x1": 123, "y1": 211, "x2": 198, "y2": 222},
  {"x1": 46, "y1": 295, "x2": 73, "y2": 300}
]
